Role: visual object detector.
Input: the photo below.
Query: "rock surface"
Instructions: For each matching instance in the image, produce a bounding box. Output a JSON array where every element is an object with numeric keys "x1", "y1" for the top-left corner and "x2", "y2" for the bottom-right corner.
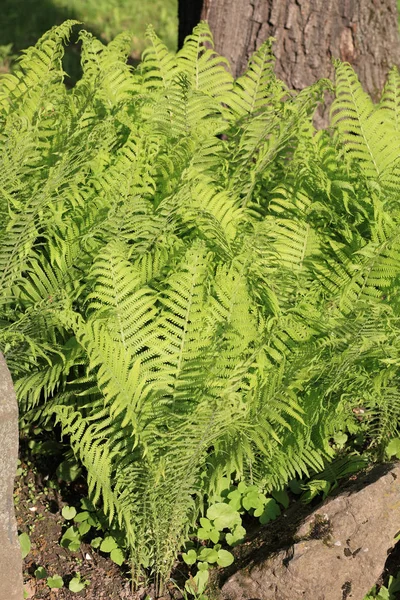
[
  {"x1": 0, "y1": 353, "x2": 23, "y2": 600},
  {"x1": 220, "y1": 463, "x2": 400, "y2": 600}
]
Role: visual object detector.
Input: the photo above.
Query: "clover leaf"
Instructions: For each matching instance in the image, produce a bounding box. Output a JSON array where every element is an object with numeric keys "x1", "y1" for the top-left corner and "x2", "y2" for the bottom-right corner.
[
  {"x1": 242, "y1": 491, "x2": 265, "y2": 512},
  {"x1": 100, "y1": 536, "x2": 118, "y2": 553},
  {"x1": 271, "y1": 489, "x2": 290, "y2": 509},
  {"x1": 60, "y1": 526, "x2": 81, "y2": 552},
  {"x1": 387, "y1": 438, "x2": 400, "y2": 459},
  {"x1": 182, "y1": 548, "x2": 197, "y2": 565},
  {"x1": 19, "y1": 532, "x2": 31, "y2": 559},
  {"x1": 110, "y1": 547, "x2": 125, "y2": 565},
  {"x1": 69, "y1": 574, "x2": 89, "y2": 593},
  {"x1": 47, "y1": 575, "x2": 64, "y2": 589},
  {"x1": 225, "y1": 524, "x2": 246, "y2": 546},
  {"x1": 216, "y1": 549, "x2": 234, "y2": 567},
  {"x1": 34, "y1": 566, "x2": 47, "y2": 580},
  {"x1": 197, "y1": 547, "x2": 218, "y2": 563},
  {"x1": 227, "y1": 489, "x2": 242, "y2": 511},
  {"x1": 61, "y1": 506, "x2": 77, "y2": 520},
  {"x1": 259, "y1": 498, "x2": 281, "y2": 524},
  {"x1": 206, "y1": 503, "x2": 241, "y2": 530}
]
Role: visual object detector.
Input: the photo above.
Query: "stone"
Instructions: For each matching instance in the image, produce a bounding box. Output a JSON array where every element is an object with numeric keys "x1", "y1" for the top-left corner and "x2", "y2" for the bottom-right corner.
[
  {"x1": 220, "y1": 463, "x2": 400, "y2": 600},
  {"x1": 0, "y1": 353, "x2": 23, "y2": 600}
]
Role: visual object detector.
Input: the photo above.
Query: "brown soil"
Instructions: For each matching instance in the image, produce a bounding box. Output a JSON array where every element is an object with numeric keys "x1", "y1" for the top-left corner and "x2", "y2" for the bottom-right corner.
[
  {"x1": 18, "y1": 446, "x2": 398, "y2": 600},
  {"x1": 14, "y1": 444, "x2": 189, "y2": 600},
  {"x1": 14, "y1": 453, "x2": 135, "y2": 600}
]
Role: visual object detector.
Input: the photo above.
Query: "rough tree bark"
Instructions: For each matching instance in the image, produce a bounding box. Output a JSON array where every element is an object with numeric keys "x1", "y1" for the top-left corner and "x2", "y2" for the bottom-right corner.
[{"x1": 178, "y1": 0, "x2": 400, "y2": 102}]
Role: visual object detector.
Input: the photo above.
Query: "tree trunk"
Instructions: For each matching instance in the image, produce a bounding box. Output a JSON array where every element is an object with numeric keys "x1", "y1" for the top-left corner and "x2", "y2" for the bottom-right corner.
[{"x1": 178, "y1": 0, "x2": 400, "y2": 102}]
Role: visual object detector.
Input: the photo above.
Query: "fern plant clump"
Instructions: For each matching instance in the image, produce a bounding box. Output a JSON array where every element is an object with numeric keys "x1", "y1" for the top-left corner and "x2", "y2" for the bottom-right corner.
[{"x1": 1, "y1": 21, "x2": 400, "y2": 592}]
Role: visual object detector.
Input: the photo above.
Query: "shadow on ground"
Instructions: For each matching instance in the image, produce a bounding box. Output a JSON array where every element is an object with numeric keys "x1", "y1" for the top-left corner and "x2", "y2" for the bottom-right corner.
[
  {"x1": 0, "y1": 0, "x2": 99, "y2": 50},
  {"x1": 0, "y1": 0, "x2": 103, "y2": 84},
  {"x1": 212, "y1": 461, "x2": 396, "y2": 591}
]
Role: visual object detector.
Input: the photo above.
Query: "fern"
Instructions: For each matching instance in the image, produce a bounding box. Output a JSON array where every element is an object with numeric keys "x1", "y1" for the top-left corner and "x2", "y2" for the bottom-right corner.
[
  {"x1": 380, "y1": 66, "x2": 400, "y2": 131},
  {"x1": 177, "y1": 22, "x2": 233, "y2": 100},
  {"x1": 331, "y1": 61, "x2": 400, "y2": 194},
  {"x1": 2, "y1": 22, "x2": 400, "y2": 594}
]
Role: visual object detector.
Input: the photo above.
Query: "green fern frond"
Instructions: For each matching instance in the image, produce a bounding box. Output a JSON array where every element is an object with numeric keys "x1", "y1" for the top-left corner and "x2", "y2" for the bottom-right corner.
[
  {"x1": 176, "y1": 180, "x2": 243, "y2": 258},
  {"x1": 142, "y1": 25, "x2": 179, "y2": 90},
  {"x1": 4, "y1": 23, "x2": 400, "y2": 594},
  {"x1": 1, "y1": 21, "x2": 78, "y2": 120},
  {"x1": 86, "y1": 241, "x2": 159, "y2": 355},
  {"x1": 380, "y1": 65, "x2": 400, "y2": 131},
  {"x1": 15, "y1": 341, "x2": 82, "y2": 416},
  {"x1": 157, "y1": 241, "x2": 212, "y2": 392},
  {"x1": 177, "y1": 22, "x2": 233, "y2": 100},
  {"x1": 331, "y1": 61, "x2": 400, "y2": 193},
  {"x1": 78, "y1": 30, "x2": 136, "y2": 106},
  {"x1": 312, "y1": 216, "x2": 400, "y2": 313},
  {"x1": 73, "y1": 319, "x2": 156, "y2": 440},
  {"x1": 272, "y1": 218, "x2": 320, "y2": 273},
  {"x1": 229, "y1": 77, "x2": 331, "y2": 204},
  {"x1": 52, "y1": 403, "x2": 134, "y2": 535},
  {"x1": 224, "y1": 38, "x2": 285, "y2": 118}
]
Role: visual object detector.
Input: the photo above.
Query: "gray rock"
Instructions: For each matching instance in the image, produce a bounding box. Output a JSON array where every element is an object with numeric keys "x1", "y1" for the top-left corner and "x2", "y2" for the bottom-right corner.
[
  {"x1": 0, "y1": 353, "x2": 23, "y2": 600},
  {"x1": 221, "y1": 463, "x2": 400, "y2": 600}
]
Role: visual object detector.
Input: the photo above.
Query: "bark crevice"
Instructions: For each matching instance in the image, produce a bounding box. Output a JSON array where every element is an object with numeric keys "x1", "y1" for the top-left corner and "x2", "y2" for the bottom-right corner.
[{"x1": 178, "y1": 0, "x2": 400, "y2": 126}]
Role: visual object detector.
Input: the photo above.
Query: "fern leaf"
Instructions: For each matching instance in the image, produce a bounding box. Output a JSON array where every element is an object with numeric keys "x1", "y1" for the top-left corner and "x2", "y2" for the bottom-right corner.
[
  {"x1": 331, "y1": 61, "x2": 400, "y2": 192},
  {"x1": 177, "y1": 22, "x2": 233, "y2": 100},
  {"x1": 224, "y1": 38, "x2": 285, "y2": 118},
  {"x1": 380, "y1": 66, "x2": 400, "y2": 131}
]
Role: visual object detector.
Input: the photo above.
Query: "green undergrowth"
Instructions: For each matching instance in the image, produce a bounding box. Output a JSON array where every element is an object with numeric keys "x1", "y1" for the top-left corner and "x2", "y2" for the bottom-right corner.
[
  {"x1": 365, "y1": 572, "x2": 400, "y2": 600},
  {"x1": 2, "y1": 20, "x2": 400, "y2": 597},
  {"x1": 0, "y1": 0, "x2": 177, "y2": 58},
  {"x1": 0, "y1": 0, "x2": 177, "y2": 85}
]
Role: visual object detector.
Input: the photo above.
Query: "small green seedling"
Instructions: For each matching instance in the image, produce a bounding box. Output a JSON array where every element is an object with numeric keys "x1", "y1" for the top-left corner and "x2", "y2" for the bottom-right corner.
[
  {"x1": 183, "y1": 544, "x2": 234, "y2": 596},
  {"x1": 69, "y1": 573, "x2": 90, "y2": 593},
  {"x1": 185, "y1": 562, "x2": 209, "y2": 596},
  {"x1": 56, "y1": 459, "x2": 82, "y2": 482},
  {"x1": 60, "y1": 526, "x2": 81, "y2": 552},
  {"x1": 197, "y1": 499, "x2": 242, "y2": 545},
  {"x1": 16, "y1": 459, "x2": 24, "y2": 477},
  {"x1": 301, "y1": 479, "x2": 331, "y2": 504},
  {"x1": 169, "y1": 578, "x2": 209, "y2": 600},
  {"x1": 364, "y1": 570, "x2": 400, "y2": 599},
  {"x1": 185, "y1": 481, "x2": 286, "y2": 597},
  {"x1": 19, "y1": 532, "x2": 31, "y2": 559},
  {"x1": 47, "y1": 574, "x2": 64, "y2": 589},
  {"x1": 333, "y1": 431, "x2": 348, "y2": 448},
  {"x1": 62, "y1": 505, "x2": 77, "y2": 520},
  {"x1": 386, "y1": 438, "x2": 400, "y2": 460},
  {"x1": 99, "y1": 536, "x2": 125, "y2": 565},
  {"x1": 34, "y1": 566, "x2": 47, "y2": 579}
]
